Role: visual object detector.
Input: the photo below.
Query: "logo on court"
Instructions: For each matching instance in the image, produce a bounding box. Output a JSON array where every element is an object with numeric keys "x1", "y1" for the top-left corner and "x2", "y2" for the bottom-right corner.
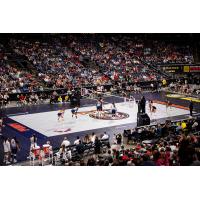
[{"x1": 89, "y1": 110, "x2": 129, "y2": 120}]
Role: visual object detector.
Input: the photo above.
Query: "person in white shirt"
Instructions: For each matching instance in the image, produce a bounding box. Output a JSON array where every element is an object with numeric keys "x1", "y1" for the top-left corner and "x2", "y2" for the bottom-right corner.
[
  {"x1": 30, "y1": 134, "x2": 37, "y2": 149},
  {"x1": 61, "y1": 137, "x2": 71, "y2": 147},
  {"x1": 101, "y1": 132, "x2": 109, "y2": 140},
  {"x1": 90, "y1": 132, "x2": 96, "y2": 143},
  {"x1": 3, "y1": 93, "x2": 9, "y2": 107},
  {"x1": 3, "y1": 138, "x2": 11, "y2": 164},
  {"x1": 58, "y1": 145, "x2": 71, "y2": 163},
  {"x1": 74, "y1": 136, "x2": 81, "y2": 145}
]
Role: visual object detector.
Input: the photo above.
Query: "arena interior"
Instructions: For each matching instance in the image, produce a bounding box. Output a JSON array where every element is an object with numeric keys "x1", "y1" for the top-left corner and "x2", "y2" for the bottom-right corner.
[{"x1": 0, "y1": 33, "x2": 200, "y2": 166}]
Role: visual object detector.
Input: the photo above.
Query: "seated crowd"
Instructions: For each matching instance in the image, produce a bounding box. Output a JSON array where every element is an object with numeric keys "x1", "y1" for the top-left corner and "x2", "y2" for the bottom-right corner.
[
  {"x1": 0, "y1": 35, "x2": 195, "y2": 107},
  {"x1": 56, "y1": 118, "x2": 200, "y2": 166},
  {"x1": 3, "y1": 35, "x2": 193, "y2": 94},
  {"x1": 140, "y1": 41, "x2": 193, "y2": 65},
  {"x1": 4, "y1": 117, "x2": 197, "y2": 166},
  {"x1": 168, "y1": 80, "x2": 200, "y2": 96}
]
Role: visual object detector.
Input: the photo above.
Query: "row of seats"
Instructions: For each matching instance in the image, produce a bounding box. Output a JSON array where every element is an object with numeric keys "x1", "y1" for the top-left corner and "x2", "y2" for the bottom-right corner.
[{"x1": 52, "y1": 139, "x2": 110, "y2": 165}]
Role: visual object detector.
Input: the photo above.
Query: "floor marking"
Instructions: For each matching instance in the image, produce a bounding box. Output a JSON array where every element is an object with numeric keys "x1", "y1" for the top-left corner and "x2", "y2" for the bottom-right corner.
[{"x1": 153, "y1": 100, "x2": 190, "y2": 110}]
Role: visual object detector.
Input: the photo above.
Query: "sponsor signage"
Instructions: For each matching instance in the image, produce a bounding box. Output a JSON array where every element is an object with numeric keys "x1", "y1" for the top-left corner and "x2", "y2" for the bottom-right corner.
[
  {"x1": 8, "y1": 123, "x2": 29, "y2": 132},
  {"x1": 162, "y1": 66, "x2": 182, "y2": 73},
  {"x1": 166, "y1": 94, "x2": 200, "y2": 103}
]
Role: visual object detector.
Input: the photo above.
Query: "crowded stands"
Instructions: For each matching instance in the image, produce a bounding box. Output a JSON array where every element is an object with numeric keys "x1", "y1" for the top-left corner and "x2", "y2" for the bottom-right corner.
[
  {"x1": 35, "y1": 117, "x2": 200, "y2": 166},
  {"x1": 0, "y1": 35, "x2": 195, "y2": 98},
  {"x1": 0, "y1": 34, "x2": 199, "y2": 166},
  {"x1": 7, "y1": 34, "x2": 194, "y2": 92},
  {"x1": 2, "y1": 116, "x2": 199, "y2": 166}
]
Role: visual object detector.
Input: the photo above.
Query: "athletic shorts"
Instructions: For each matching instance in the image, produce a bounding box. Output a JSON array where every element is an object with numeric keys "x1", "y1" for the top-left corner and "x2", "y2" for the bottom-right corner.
[{"x1": 58, "y1": 113, "x2": 62, "y2": 117}]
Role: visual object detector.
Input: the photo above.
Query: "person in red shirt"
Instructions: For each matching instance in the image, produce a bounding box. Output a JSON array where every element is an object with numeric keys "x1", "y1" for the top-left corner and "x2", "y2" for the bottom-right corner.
[{"x1": 19, "y1": 94, "x2": 26, "y2": 105}]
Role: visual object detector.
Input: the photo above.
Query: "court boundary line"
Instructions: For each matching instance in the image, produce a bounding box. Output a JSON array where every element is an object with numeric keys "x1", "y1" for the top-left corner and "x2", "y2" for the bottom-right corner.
[{"x1": 153, "y1": 100, "x2": 190, "y2": 110}]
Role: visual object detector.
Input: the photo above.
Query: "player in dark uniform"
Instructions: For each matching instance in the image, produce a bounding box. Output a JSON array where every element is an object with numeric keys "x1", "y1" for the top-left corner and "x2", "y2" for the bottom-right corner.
[
  {"x1": 71, "y1": 107, "x2": 79, "y2": 119},
  {"x1": 96, "y1": 100, "x2": 101, "y2": 112},
  {"x1": 111, "y1": 102, "x2": 117, "y2": 117},
  {"x1": 58, "y1": 110, "x2": 65, "y2": 121},
  {"x1": 99, "y1": 98, "x2": 103, "y2": 111},
  {"x1": 152, "y1": 105, "x2": 157, "y2": 113},
  {"x1": 96, "y1": 98, "x2": 103, "y2": 111}
]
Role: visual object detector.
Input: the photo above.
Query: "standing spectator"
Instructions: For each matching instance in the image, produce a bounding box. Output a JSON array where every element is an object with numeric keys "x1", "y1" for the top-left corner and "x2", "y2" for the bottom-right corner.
[
  {"x1": 10, "y1": 137, "x2": 20, "y2": 163},
  {"x1": 3, "y1": 93, "x2": 9, "y2": 108},
  {"x1": 61, "y1": 137, "x2": 71, "y2": 147},
  {"x1": 30, "y1": 134, "x2": 37, "y2": 149},
  {"x1": 3, "y1": 137, "x2": 11, "y2": 165},
  {"x1": 58, "y1": 145, "x2": 67, "y2": 164}
]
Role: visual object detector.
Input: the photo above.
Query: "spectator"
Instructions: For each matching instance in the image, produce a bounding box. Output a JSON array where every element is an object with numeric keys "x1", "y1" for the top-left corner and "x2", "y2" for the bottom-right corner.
[
  {"x1": 3, "y1": 137, "x2": 11, "y2": 165},
  {"x1": 76, "y1": 140, "x2": 85, "y2": 158},
  {"x1": 90, "y1": 132, "x2": 96, "y2": 143},
  {"x1": 116, "y1": 133, "x2": 122, "y2": 145},
  {"x1": 61, "y1": 137, "x2": 71, "y2": 147},
  {"x1": 10, "y1": 137, "x2": 20, "y2": 163},
  {"x1": 94, "y1": 136, "x2": 102, "y2": 155},
  {"x1": 83, "y1": 134, "x2": 90, "y2": 144},
  {"x1": 30, "y1": 134, "x2": 37, "y2": 149},
  {"x1": 74, "y1": 136, "x2": 81, "y2": 145},
  {"x1": 101, "y1": 132, "x2": 109, "y2": 140}
]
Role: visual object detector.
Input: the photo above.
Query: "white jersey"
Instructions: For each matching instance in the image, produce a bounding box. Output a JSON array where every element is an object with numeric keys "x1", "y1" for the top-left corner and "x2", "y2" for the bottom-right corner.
[
  {"x1": 11, "y1": 139, "x2": 17, "y2": 149},
  {"x1": 61, "y1": 140, "x2": 71, "y2": 147},
  {"x1": 3, "y1": 140, "x2": 11, "y2": 153}
]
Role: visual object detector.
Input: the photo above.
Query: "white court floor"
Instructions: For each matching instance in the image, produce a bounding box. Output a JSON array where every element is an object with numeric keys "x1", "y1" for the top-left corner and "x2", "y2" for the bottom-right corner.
[{"x1": 9, "y1": 102, "x2": 190, "y2": 137}]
